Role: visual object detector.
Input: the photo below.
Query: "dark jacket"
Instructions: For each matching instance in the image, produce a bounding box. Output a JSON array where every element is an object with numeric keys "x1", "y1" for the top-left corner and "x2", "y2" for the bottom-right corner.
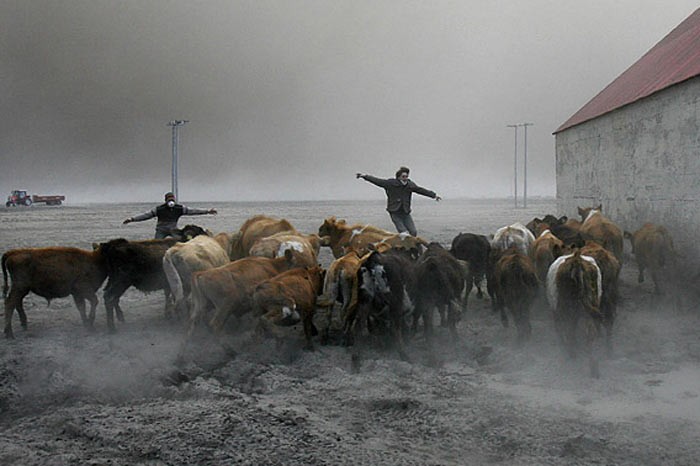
[
  {"x1": 132, "y1": 203, "x2": 211, "y2": 235},
  {"x1": 361, "y1": 175, "x2": 437, "y2": 214}
]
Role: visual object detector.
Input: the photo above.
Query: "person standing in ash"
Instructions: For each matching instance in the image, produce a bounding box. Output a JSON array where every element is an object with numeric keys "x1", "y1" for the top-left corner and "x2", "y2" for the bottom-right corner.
[
  {"x1": 123, "y1": 192, "x2": 217, "y2": 239},
  {"x1": 356, "y1": 166, "x2": 441, "y2": 236}
]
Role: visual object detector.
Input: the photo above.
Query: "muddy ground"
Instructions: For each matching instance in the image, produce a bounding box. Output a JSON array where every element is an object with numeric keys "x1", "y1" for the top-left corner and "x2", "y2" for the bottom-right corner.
[{"x1": 1, "y1": 199, "x2": 699, "y2": 465}]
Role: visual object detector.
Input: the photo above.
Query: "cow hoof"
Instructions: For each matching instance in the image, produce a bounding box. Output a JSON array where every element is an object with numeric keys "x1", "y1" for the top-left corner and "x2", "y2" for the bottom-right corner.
[
  {"x1": 4, "y1": 331, "x2": 14, "y2": 339},
  {"x1": 303, "y1": 344, "x2": 315, "y2": 352},
  {"x1": 107, "y1": 327, "x2": 117, "y2": 335}
]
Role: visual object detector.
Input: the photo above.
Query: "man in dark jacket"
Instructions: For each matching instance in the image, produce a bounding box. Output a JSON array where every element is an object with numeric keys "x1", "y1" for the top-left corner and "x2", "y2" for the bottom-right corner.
[
  {"x1": 356, "y1": 166, "x2": 441, "y2": 236},
  {"x1": 123, "y1": 192, "x2": 217, "y2": 239}
]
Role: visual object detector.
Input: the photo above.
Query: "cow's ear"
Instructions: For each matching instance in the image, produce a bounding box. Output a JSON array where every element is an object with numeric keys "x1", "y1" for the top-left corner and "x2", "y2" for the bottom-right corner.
[
  {"x1": 577, "y1": 206, "x2": 584, "y2": 216},
  {"x1": 623, "y1": 231, "x2": 632, "y2": 240},
  {"x1": 92, "y1": 243, "x2": 99, "y2": 251},
  {"x1": 596, "y1": 203, "x2": 602, "y2": 211},
  {"x1": 284, "y1": 248, "x2": 293, "y2": 261}
]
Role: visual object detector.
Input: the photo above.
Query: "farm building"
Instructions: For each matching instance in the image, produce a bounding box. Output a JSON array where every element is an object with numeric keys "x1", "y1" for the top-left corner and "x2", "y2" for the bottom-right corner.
[{"x1": 554, "y1": 8, "x2": 700, "y2": 261}]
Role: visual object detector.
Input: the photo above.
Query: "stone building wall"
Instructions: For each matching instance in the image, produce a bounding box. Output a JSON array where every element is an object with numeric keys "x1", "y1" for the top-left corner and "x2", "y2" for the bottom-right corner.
[{"x1": 555, "y1": 76, "x2": 700, "y2": 261}]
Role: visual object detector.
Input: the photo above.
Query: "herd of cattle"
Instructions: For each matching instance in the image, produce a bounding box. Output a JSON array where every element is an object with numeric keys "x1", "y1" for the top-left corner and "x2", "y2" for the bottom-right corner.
[{"x1": 1, "y1": 206, "x2": 677, "y2": 377}]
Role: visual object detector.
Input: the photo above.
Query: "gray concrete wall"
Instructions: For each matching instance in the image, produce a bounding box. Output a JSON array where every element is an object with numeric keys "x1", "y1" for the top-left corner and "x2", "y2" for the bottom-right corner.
[{"x1": 555, "y1": 76, "x2": 700, "y2": 261}]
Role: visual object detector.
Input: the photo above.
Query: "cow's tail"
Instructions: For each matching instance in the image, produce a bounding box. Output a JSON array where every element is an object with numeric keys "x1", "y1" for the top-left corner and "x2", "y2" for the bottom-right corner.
[
  {"x1": 162, "y1": 251, "x2": 185, "y2": 304},
  {"x1": 316, "y1": 269, "x2": 339, "y2": 307},
  {"x1": 2, "y1": 252, "x2": 10, "y2": 298},
  {"x1": 189, "y1": 273, "x2": 209, "y2": 329}
]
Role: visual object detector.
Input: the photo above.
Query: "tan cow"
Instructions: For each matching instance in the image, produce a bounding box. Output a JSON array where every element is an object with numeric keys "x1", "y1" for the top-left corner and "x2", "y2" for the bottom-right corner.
[
  {"x1": 252, "y1": 265, "x2": 325, "y2": 350},
  {"x1": 318, "y1": 217, "x2": 427, "y2": 259},
  {"x1": 2, "y1": 247, "x2": 108, "y2": 338},
  {"x1": 529, "y1": 229, "x2": 565, "y2": 283},
  {"x1": 624, "y1": 223, "x2": 677, "y2": 294},
  {"x1": 315, "y1": 250, "x2": 371, "y2": 344},
  {"x1": 230, "y1": 215, "x2": 298, "y2": 260},
  {"x1": 248, "y1": 232, "x2": 321, "y2": 268},
  {"x1": 578, "y1": 205, "x2": 624, "y2": 263},
  {"x1": 162, "y1": 232, "x2": 237, "y2": 318}
]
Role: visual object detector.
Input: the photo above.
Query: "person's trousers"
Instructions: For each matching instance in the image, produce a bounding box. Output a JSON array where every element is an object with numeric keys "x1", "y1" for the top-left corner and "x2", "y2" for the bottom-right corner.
[{"x1": 389, "y1": 211, "x2": 417, "y2": 236}]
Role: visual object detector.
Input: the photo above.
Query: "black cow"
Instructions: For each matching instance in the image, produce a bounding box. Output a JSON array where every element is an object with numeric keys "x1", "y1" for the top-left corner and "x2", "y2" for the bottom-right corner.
[
  {"x1": 413, "y1": 242, "x2": 471, "y2": 343},
  {"x1": 350, "y1": 248, "x2": 416, "y2": 370},
  {"x1": 96, "y1": 224, "x2": 208, "y2": 331},
  {"x1": 450, "y1": 232, "x2": 490, "y2": 299}
]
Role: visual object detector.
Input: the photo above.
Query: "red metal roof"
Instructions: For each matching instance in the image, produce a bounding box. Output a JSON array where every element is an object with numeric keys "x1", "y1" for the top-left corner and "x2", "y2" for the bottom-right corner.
[{"x1": 555, "y1": 8, "x2": 700, "y2": 133}]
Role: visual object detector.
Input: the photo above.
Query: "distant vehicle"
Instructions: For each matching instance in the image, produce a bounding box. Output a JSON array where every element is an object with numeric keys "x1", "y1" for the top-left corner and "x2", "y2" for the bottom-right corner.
[{"x1": 6, "y1": 190, "x2": 66, "y2": 207}]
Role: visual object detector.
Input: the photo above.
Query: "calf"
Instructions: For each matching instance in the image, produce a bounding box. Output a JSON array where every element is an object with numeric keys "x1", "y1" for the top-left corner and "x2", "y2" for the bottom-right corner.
[
  {"x1": 580, "y1": 241, "x2": 620, "y2": 354},
  {"x1": 450, "y1": 232, "x2": 490, "y2": 298},
  {"x1": 624, "y1": 223, "x2": 676, "y2": 294},
  {"x1": 547, "y1": 251, "x2": 603, "y2": 378},
  {"x1": 252, "y1": 265, "x2": 325, "y2": 350},
  {"x1": 493, "y1": 246, "x2": 538, "y2": 344},
  {"x1": 412, "y1": 242, "x2": 471, "y2": 343},
  {"x1": 2, "y1": 246, "x2": 108, "y2": 338}
]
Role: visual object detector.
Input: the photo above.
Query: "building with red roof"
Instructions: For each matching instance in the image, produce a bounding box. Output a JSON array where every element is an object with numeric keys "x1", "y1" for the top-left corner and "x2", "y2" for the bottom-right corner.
[{"x1": 555, "y1": 7, "x2": 700, "y2": 261}]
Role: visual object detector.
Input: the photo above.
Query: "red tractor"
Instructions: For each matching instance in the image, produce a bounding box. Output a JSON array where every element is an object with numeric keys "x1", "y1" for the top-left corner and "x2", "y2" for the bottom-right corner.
[
  {"x1": 6, "y1": 190, "x2": 65, "y2": 207},
  {"x1": 6, "y1": 190, "x2": 33, "y2": 207}
]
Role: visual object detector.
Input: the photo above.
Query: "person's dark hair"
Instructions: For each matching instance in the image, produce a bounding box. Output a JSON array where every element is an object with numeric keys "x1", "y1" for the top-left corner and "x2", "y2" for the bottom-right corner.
[
  {"x1": 164, "y1": 192, "x2": 175, "y2": 200},
  {"x1": 395, "y1": 166, "x2": 410, "y2": 179}
]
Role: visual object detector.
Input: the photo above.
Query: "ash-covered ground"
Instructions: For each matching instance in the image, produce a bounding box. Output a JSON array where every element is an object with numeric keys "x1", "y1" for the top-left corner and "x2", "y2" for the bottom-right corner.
[{"x1": 1, "y1": 199, "x2": 699, "y2": 465}]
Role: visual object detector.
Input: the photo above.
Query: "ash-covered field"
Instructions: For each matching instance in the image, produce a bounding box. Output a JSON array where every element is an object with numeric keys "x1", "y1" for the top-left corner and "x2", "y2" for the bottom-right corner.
[{"x1": 1, "y1": 198, "x2": 699, "y2": 465}]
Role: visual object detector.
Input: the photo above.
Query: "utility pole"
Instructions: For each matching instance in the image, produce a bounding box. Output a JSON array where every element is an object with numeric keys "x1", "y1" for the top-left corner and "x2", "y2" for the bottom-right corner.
[
  {"x1": 167, "y1": 120, "x2": 188, "y2": 199},
  {"x1": 507, "y1": 124, "x2": 519, "y2": 208},
  {"x1": 521, "y1": 122, "x2": 533, "y2": 209}
]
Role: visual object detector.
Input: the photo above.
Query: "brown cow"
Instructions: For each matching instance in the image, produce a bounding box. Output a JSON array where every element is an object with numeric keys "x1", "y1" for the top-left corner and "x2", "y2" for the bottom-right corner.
[
  {"x1": 530, "y1": 229, "x2": 565, "y2": 284},
  {"x1": 494, "y1": 246, "x2": 539, "y2": 344},
  {"x1": 186, "y1": 249, "x2": 307, "y2": 341},
  {"x1": 230, "y1": 215, "x2": 298, "y2": 260},
  {"x1": 252, "y1": 265, "x2": 325, "y2": 350},
  {"x1": 315, "y1": 250, "x2": 371, "y2": 345},
  {"x1": 546, "y1": 250, "x2": 603, "y2": 377},
  {"x1": 550, "y1": 218, "x2": 585, "y2": 248},
  {"x1": 318, "y1": 217, "x2": 426, "y2": 259},
  {"x1": 2, "y1": 247, "x2": 108, "y2": 338},
  {"x1": 578, "y1": 205, "x2": 624, "y2": 263},
  {"x1": 580, "y1": 241, "x2": 620, "y2": 355},
  {"x1": 248, "y1": 232, "x2": 321, "y2": 267},
  {"x1": 624, "y1": 223, "x2": 676, "y2": 294}
]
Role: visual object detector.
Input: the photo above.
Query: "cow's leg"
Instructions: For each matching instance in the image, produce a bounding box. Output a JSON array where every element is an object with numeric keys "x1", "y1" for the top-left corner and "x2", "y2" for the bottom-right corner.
[
  {"x1": 103, "y1": 280, "x2": 130, "y2": 332},
  {"x1": 302, "y1": 306, "x2": 315, "y2": 352},
  {"x1": 350, "y1": 301, "x2": 371, "y2": 372},
  {"x1": 638, "y1": 264, "x2": 645, "y2": 284},
  {"x1": 585, "y1": 317, "x2": 601, "y2": 378},
  {"x1": 650, "y1": 268, "x2": 662, "y2": 295},
  {"x1": 86, "y1": 293, "x2": 99, "y2": 325},
  {"x1": 71, "y1": 295, "x2": 92, "y2": 329},
  {"x1": 474, "y1": 275, "x2": 484, "y2": 299},
  {"x1": 514, "y1": 304, "x2": 531, "y2": 345},
  {"x1": 4, "y1": 288, "x2": 27, "y2": 339},
  {"x1": 16, "y1": 299, "x2": 28, "y2": 330},
  {"x1": 447, "y1": 301, "x2": 460, "y2": 340},
  {"x1": 391, "y1": 307, "x2": 410, "y2": 363},
  {"x1": 163, "y1": 289, "x2": 174, "y2": 319}
]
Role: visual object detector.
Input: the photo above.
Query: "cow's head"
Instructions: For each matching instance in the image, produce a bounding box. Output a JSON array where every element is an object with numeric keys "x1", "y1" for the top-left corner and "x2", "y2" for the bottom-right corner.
[{"x1": 318, "y1": 217, "x2": 337, "y2": 237}]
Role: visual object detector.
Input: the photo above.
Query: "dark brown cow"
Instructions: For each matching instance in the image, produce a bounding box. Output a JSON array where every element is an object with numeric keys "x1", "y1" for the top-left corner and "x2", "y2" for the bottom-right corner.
[
  {"x1": 526, "y1": 214, "x2": 568, "y2": 237},
  {"x1": 624, "y1": 223, "x2": 677, "y2": 294},
  {"x1": 580, "y1": 241, "x2": 620, "y2": 354},
  {"x1": 2, "y1": 246, "x2": 108, "y2": 338},
  {"x1": 450, "y1": 232, "x2": 490, "y2": 299},
  {"x1": 494, "y1": 246, "x2": 538, "y2": 344},
  {"x1": 253, "y1": 265, "x2": 325, "y2": 350},
  {"x1": 412, "y1": 242, "x2": 471, "y2": 344},
  {"x1": 578, "y1": 205, "x2": 624, "y2": 263},
  {"x1": 549, "y1": 218, "x2": 585, "y2": 248},
  {"x1": 547, "y1": 250, "x2": 603, "y2": 377},
  {"x1": 350, "y1": 248, "x2": 417, "y2": 370},
  {"x1": 230, "y1": 215, "x2": 298, "y2": 260}
]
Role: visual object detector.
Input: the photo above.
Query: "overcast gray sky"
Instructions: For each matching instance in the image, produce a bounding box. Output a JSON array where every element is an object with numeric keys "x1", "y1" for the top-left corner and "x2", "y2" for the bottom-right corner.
[{"x1": 1, "y1": 0, "x2": 698, "y2": 203}]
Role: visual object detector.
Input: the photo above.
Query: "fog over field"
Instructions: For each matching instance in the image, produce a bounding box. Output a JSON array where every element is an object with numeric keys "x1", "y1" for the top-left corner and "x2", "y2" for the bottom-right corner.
[{"x1": 1, "y1": 1, "x2": 699, "y2": 202}]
